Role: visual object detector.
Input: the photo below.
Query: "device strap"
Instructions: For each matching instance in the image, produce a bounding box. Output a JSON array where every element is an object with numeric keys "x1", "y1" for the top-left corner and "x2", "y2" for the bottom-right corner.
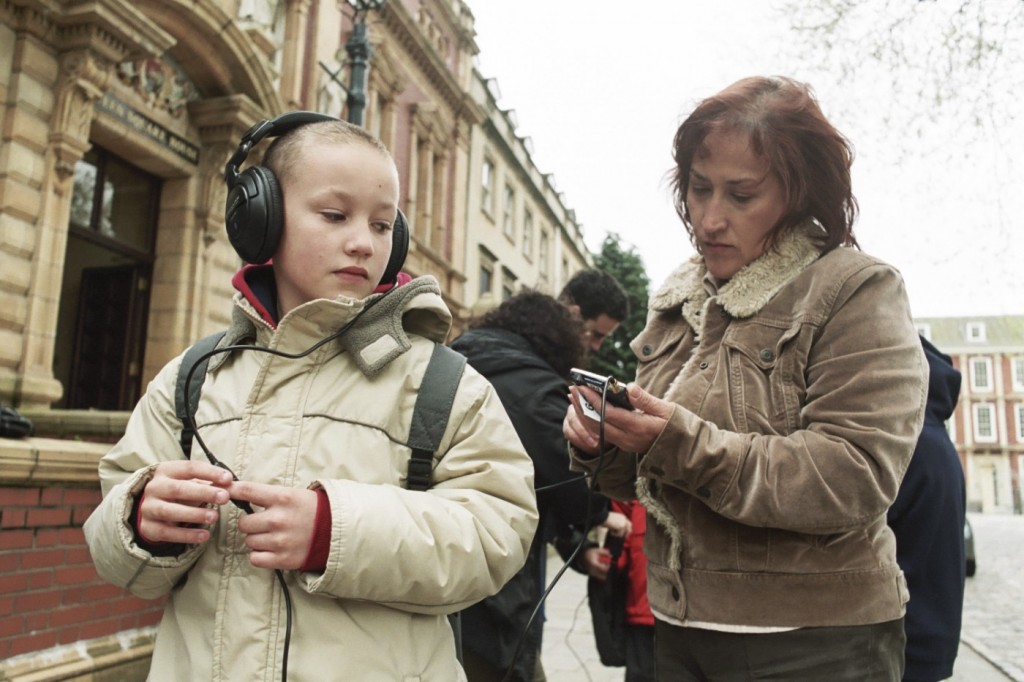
[
  {"x1": 175, "y1": 331, "x2": 227, "y2": 458},
  {"x1": 405, "y1": 343, "x2": 466, "y2": 491}
]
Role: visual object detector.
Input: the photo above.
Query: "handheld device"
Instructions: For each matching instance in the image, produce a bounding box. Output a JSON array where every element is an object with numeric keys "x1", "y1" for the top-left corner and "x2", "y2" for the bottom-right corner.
[{"x1": 569, "y1": 367, "x2": 633, "y2": 417}]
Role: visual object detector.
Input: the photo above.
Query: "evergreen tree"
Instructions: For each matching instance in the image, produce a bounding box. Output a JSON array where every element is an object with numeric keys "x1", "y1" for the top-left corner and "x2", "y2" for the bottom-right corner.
[{"x1": 590, "y1": 233, "x2": 650, "y2": 381}]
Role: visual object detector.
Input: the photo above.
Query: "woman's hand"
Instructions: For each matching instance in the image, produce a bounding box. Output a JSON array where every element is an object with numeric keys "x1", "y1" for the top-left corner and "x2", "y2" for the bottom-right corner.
[{"x1": 564, "y1": 383, "x2": 674, "y2": 456}]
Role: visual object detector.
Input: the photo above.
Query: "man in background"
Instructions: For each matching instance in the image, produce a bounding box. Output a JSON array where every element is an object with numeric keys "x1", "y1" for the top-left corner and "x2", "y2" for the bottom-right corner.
[{"x1": 559, "y1": 269, "x2": 629, "y2": 354}]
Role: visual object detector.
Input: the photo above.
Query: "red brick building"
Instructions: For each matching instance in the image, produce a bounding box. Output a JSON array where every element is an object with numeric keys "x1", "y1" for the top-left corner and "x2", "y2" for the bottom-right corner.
[{"x1": 914, "y1": 315, "x2": 1024, "y2": 514}]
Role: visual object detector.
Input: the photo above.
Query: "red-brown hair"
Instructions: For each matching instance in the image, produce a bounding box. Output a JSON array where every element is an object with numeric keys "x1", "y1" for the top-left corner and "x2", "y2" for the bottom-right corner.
[{"x1": 671, "y1": 76, "x2": 859, "y2": 253}]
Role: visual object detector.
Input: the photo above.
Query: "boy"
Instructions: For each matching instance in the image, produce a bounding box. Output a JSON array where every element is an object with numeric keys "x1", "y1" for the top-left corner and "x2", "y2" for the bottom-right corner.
[{"x1": 84, "y1": 116, "x2": 538, "y2": 681}]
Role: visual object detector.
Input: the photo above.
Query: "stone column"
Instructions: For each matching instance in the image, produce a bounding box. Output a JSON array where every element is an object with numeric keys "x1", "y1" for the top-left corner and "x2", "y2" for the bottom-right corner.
[
  {"x1": 15, "y1": 48, "x2": 111, "y2": 408},
  {"x1": 279, "y1": 0, "x2": 312, "y2": 109}
]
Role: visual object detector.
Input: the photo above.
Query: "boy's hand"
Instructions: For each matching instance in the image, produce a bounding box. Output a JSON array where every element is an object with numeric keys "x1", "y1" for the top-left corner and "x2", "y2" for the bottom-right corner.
[
  {"x1": 139, "y1": 461, "x2": 232, "y2": 545},
  {"x1": 230, "y1": 482, "x2": 319, "y2": 571}
]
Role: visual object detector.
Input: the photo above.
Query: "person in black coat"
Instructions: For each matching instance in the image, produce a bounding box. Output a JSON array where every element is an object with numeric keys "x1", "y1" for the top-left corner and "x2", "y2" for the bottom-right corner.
[
  {"x1": 888, "y1": 336, "x2": 966, "y2": 681},
  {"x1": 452, "y1": 290, "x2": 627, "y2": 682}
]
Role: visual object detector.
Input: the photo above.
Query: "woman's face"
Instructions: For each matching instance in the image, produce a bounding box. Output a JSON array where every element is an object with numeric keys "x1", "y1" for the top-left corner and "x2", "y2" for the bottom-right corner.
[{"x1": 686, "y1": 129, "x2": 786, "y2": 281}]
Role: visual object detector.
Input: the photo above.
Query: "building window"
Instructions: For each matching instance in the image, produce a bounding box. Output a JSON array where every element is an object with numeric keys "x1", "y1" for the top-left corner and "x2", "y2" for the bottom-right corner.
[
  {"x1": 479, "y1": 248, "x2": 495, "y2": 297},
  {"x1": 522, "y1": 209, "x2": 534, "y2": 259},
  {"x1": 538, "y1": 229, "x2": 550, "y2": 277},
  {"x1": 501, "y1": 267, "x2": 517, "y2": 301},
  {"x1": 1012, "y1": 357, "x2": 1024, "y2": 392},
  {"x1": 915, "y1": 323, "x2": 931, "y2": 341},
  {"x1": 481, "y1": 157, "x2": 494, "y2": 216},
  {"x1": 969, "y1": 357, "x2": 993, "y2": 392},
  {"x1": 973, "y1": 403, "x2": 996, "y2": 442},
  {"x1": 502, "y1": 185, "x2": 515, "y2": 240},
  {"x1": 945, "y1": 414, "x2": 956, "y2": 444},
  {"x1": 1015, "y1": 404, "x2": 1024, "y2": 442},
  {"x1": 966, "y1": 322, "x2": 986, "y2": 342}
]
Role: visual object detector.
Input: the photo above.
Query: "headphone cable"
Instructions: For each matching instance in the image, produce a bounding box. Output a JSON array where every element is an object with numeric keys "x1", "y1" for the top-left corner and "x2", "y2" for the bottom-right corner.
[
  {"x1": 501, "y1": 383, "x2": 618, "y2": 682},
  {"x1": 180, "y1": 291, "x2": 388, "y2": 682}
]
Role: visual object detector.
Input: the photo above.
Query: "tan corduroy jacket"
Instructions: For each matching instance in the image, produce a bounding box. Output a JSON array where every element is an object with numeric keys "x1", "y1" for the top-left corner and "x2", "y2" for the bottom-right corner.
[
  {"x1": 571, "y1": 227, "x2": 927, "y2": 629},
  {"x1": 85, "y1": 276, "x2": 538, "y2": 681}
]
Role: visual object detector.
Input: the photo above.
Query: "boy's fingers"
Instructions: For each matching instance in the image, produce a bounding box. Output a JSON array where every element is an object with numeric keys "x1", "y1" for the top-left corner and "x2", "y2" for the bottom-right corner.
[
  {"x1": 155, "y1": 460, "x2": 233, "y2": 487},
  {"x1": 228, "y1": 480, "x2": 280, "y2": 507},
  {"x1": 148, "y1": 476, "x2": 229, "y2": 506},
  {"x1": 143, "y1": 497, "x2": 218, "y2": 527}
]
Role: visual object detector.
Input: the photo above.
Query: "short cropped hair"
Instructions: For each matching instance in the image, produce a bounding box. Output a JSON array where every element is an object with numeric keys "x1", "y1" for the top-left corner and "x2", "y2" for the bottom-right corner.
[
  {"x1": 469, "y1": 290, "x2": 585, "y2": 378},
  {"x1": 558, "y1": 269, "x2": 629, "y2": 323},
  {"x1": 263, "y1": 119, "x2": 392, "y2": 186},
  {"x1": 670, "y1": 76, "x2": 859, "y2": 253}
]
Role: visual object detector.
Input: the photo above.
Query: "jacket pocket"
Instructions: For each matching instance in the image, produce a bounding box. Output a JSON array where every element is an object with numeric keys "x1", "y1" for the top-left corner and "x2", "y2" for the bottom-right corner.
[
  {"x1": 631, "y1": 318, "x2": 690, "y2": 396},
  {"x1": 722, "y1": 321, "x2": 804, "y2": 433}
]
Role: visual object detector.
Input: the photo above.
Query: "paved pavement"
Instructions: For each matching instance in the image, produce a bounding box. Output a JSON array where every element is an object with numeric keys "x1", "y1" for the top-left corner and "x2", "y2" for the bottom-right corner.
[
  {"x1": 958, "y1": 512, "x2": 1024, "y2": 681},
  {"x1": 538, "y1": 512, "x2": 1023, "y2": 681}
]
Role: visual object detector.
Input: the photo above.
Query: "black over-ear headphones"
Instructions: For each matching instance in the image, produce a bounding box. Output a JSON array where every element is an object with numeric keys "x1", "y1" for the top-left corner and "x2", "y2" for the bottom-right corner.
[{"x1": 223, "y1": 111, "x2": 410, "y2": 287}]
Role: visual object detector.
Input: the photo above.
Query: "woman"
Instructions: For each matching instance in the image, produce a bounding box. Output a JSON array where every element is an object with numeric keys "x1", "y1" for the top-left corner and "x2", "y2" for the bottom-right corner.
[{"x1": 564, "y1": 76, "x2": 927, "y2": 680}]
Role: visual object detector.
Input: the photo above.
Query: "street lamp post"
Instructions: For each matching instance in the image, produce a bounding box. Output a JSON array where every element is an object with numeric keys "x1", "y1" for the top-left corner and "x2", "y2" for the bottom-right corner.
[{"x1": 343, "y1": 0, "x2": 385, "y2": 127}]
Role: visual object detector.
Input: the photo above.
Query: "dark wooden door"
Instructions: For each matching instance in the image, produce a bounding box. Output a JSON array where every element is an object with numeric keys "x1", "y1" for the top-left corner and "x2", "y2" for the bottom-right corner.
[{"x1": 67, "y1": 265, "x2": 149, "y2": 410}]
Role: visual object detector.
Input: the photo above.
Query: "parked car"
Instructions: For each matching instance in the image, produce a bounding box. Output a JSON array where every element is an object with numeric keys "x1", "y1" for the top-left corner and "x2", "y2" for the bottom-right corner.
[{"x1": 965, "y1": 517, "x2": 976, "y2": 577}]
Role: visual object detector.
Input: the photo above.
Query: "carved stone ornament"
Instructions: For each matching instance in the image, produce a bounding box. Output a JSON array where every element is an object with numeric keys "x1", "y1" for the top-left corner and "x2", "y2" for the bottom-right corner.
[
  {"x1": 117, "y1": 57, "x2": 199, "y2": 118},
  {"x1": 51, "y1": 51, "x2": 110, "y2": 181}
]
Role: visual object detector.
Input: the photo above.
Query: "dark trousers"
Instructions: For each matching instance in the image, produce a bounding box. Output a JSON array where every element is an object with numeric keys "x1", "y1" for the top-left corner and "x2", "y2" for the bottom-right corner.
[
  {"x1": 625, "y1": 623, "x2": 656, "y2": 682},
  {"x1": 654, "y1": 619, "x2": 905, "y2": 681}
]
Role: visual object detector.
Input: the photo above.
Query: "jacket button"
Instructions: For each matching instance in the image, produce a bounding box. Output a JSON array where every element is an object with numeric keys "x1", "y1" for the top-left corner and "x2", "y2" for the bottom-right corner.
[
  {"x1": 759, "y1": 349, "x2": 775, "y2": 362},
  {"x1": 642, "y1": 344, "x2": 653, "y2": 356},
  {"x1": 671, "y1": 586, "x2": 680, "y2": 601},
  {"x1": 699, "y1": 361, "x2": 708, "y2": 370}
]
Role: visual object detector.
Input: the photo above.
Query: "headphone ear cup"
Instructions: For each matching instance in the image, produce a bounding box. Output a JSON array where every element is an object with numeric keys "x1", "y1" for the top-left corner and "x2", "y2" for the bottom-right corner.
[
  {"x1": 381, "y1": 209, "x2": 410, "y2": 286},
  {"x1": 225, "y1": 166, "x2": 283, "y2": 264}
]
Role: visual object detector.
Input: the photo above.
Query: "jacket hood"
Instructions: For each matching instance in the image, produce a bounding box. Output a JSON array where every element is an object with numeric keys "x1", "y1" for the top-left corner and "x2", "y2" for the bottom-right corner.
[
  {"x1": 450, "y1": 328, "x2": 556, "y2": 379},
  {"x1": 650, "y1": 223, "x2": 824, "y2": 336},
  {"x1": 921, "y1": 336, "x2": 961, "y2": 423},
  {"x1": 222, "y1": 272, "x2": 452, "y2": 378}
]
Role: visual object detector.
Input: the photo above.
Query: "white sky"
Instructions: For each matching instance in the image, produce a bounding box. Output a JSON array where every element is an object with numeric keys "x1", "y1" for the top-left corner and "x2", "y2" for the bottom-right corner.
[{"x1": 468, "y1": 1, "x2": 1022, "y2": 319}]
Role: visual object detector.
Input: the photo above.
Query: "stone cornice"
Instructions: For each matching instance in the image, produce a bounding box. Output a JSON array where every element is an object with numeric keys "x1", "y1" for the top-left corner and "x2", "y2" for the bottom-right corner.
[
  {"x1": 378, "y1": 4, "x2": 467, "y2": 119},
  {"x1": 56, "y1": 0, "x2": 176, "y2": 61},
  {"x1": 0, "y1": 436, "x2": 106, "y2": 485}
]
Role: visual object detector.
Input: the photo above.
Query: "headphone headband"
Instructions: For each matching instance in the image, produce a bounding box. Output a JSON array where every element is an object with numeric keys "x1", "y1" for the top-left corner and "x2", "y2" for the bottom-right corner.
[
  {"x1": 224, "y1": 111, "x2": 337, "y2": 186},
  {"x1": 222, "y1": 111, "x2": 409, "y2": 286}
]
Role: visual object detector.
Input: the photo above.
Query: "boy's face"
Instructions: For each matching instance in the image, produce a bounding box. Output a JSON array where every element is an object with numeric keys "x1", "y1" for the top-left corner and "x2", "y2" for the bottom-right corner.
[{"x1": 273, "y1": 138, "x2": 399, "y2": 314}]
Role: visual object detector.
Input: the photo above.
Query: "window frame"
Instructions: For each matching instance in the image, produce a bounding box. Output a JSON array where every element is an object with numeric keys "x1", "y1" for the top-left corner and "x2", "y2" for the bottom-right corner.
[
  {"x1": 522, "y1": 209, "x2": 534, "y2": 259},
  {"x1": 502, "y1": 184, "x2": 516, "y2": 241},
  {"x1": 481, "y1": 157, "x2": 495, "y2": 217},
  {"x1": 972, "y1": 402, "x2": 997, "y2": 443},
  {"x1": 969, "y1": 356, "x2": 993, "y2": 393},
  {"x1": 1012, "y1": 356, "x2": 1024, "y2": 392},
  {"x1": 966, "y1": 322, "x2": 987, "y2": 343}
]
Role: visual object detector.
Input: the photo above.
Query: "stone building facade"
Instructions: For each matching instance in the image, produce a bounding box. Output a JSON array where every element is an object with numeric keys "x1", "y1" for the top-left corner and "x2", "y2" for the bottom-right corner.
[{"x1": 0, "y1": 0, "x2": 591, "y2": 677}]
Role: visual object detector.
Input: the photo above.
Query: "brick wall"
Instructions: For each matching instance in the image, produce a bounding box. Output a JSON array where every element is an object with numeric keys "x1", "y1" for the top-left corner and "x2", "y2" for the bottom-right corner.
[{"x1": 0, "y1": 484, "x2": 166, "y2": 662}]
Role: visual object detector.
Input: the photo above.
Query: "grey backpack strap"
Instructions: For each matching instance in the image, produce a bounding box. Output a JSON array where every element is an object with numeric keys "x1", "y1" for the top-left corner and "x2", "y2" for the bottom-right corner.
[
  {"x1": 175, "y1": 331, "x2": 227, "y2": 458},
  {"x1": 405, "y1": 343, "x2": 466, "y2": 492}
]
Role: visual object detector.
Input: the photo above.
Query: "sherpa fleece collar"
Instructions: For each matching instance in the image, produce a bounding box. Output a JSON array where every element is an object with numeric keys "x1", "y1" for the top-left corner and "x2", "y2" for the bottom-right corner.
[{"x1": 650, "y1": 224, "x2": 823, "y2": 335}]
